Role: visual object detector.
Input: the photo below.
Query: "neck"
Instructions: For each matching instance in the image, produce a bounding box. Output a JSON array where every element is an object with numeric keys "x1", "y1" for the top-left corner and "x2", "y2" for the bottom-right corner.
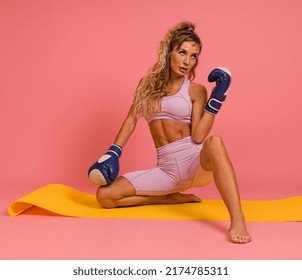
[
  {"x1": 166, "y1": 74, "x2": 186, "y2": 96},
  {"x1": 169, "y1": 73, "x2": 186, "y2": 86}
]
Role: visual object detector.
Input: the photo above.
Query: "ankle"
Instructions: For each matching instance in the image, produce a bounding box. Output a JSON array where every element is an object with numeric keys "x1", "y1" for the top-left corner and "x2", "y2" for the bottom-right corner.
[{"x1": 230, "y1": 212, "x2": 246, "y2": 222}]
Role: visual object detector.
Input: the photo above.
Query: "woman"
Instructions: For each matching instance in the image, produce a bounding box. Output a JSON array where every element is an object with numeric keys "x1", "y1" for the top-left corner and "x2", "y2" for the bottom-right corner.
[{"x1": 88, "y1": 22, "x2": 251, "y2": 244}]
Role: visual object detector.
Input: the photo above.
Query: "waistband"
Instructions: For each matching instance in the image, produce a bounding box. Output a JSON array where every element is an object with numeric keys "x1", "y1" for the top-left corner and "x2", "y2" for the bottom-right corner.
[{"x1": 156, "y1": 136, "x2": 202, "y2": 160}]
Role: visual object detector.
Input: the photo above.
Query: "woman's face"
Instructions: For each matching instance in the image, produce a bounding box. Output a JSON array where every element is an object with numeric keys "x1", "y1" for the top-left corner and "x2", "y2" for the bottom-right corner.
[{"x1": 169, "y1": 41, "x2": 200, "y2": 77}]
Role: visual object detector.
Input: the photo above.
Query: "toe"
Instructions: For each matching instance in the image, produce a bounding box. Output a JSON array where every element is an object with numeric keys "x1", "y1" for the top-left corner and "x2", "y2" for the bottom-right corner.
[{"x1": 229, "y1": 231, "x2": 251, "y2": 244}]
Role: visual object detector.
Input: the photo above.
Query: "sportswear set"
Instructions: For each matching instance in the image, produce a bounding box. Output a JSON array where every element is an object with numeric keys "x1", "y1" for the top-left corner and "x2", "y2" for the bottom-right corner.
[{"x1": 122, "y1": 78, "x2": 212, "y2": 195}]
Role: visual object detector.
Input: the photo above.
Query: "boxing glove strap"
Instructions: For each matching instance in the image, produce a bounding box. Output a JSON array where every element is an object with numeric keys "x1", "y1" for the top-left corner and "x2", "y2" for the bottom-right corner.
[
  {"x1": 205, "y1": 98, "x2": 223, "y2": 115},
  {"x1": 207, "y1": 98, "x2": 222, "y2": 111},
  {"x1": 108, "y1": 144, "x2": 123, "y2": 158}
]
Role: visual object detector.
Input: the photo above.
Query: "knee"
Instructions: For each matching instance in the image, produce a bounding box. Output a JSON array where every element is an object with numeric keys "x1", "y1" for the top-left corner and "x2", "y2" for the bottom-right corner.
[
  {"x1": 204, "y1": 135, "x2": 226, "y2": 155},
  {"x1": 96, "y1": 187, "x2": 117, "y2": 209}
]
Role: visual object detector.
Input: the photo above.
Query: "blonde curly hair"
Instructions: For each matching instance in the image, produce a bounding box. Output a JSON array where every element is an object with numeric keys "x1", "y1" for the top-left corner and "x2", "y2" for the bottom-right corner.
[{"x1": 132, "y1": 21, "x2": 202, "y2": 119}]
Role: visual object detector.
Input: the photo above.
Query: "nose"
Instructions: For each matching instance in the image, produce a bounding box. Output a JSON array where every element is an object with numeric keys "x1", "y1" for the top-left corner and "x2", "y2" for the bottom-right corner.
[{"x1": 183, "y1": 55, "x2": 190, "y2": 66}]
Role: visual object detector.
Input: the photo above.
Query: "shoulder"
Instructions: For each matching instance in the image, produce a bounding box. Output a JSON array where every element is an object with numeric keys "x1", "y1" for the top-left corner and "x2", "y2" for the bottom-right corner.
[{"x1": 189, "y1": 81, "x2": 207, "y2": 103}]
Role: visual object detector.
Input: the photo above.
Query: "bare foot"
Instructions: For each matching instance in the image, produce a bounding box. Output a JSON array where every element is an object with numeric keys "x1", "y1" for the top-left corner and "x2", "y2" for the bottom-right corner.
[
  {"x1": 229, "y1": 217, "x2": 252, "y2": 244},
  {"x1": 167, "y1": 192, "x2": 201, "y2": 204}
]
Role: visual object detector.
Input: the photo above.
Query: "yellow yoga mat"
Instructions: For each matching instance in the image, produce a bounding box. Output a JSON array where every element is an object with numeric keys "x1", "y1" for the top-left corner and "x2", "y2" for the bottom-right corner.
[{"x1": 7, "y1": 183, "x2": 302, "y2": 222}]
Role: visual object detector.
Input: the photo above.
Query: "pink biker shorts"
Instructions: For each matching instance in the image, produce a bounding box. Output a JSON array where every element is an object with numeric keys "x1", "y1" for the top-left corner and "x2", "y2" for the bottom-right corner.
[{"x1": 122, "y1": 136, "x2": 213, "y2": 196}]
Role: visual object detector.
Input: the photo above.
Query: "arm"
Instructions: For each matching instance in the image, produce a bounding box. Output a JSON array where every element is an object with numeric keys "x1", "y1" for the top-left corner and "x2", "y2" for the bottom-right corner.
[
  {"x1": 190, "y1": 83, "x2": 215, "y2": 144},
  {"x1": 88, "y1": 104, "x2": 138, "y2": 186},
  {"x1": 191, "y1": 67, "x2": 232, "y2": 144},
  {"x1": 113, "y1": 104, "x2": 138, "y2": 148}
]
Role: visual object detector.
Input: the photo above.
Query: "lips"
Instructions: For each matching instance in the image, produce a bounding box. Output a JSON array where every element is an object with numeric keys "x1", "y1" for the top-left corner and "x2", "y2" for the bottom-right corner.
[{"x1": 179, "y1": 67, "x2": 188, "y2": 73}]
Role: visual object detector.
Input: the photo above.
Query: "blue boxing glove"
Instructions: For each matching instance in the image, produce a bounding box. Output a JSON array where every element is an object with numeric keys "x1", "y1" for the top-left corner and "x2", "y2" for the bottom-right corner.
[
  {"x1": 88, "y1": 144, "x2": 122, "y2": 186},
  {"x1": 205, "y1": 67, "x2": 232, "y2": 115}
]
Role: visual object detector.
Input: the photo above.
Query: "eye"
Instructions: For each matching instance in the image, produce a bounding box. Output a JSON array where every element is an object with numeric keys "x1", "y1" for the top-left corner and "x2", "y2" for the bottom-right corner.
[
  {"x1": 191, "y1": 54, "x2": 198, "y2": 60},
  {"x1": 179, "y1": 50, "x2": 186, "y2": 56}
]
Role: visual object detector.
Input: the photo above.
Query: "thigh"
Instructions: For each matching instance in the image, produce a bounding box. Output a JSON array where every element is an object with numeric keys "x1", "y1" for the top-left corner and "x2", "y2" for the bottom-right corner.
[
  {"x1": 100, "y1": 176, "x2": 137, "y2": 200},
  {"x1": 200, "y1": 135, "x2": 227, "y2": 171},
  {"x1": 191, "y1": 164, "x2": 213, "y2": 187},
  {"x1": 182, "y1": 148, "x2": 213, "y2": 187},
  {"x1": 200, "y1": 138, "x2": 213, "y2": 171},
  {"x1": 122, "y1": 167, "x2": 176, "y2": 196}
]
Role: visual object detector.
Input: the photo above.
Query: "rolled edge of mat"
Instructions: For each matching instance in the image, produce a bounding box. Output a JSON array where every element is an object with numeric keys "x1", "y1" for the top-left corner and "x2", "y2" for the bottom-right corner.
[{"x1": 8, "y1": 201, "x2": 34, "y2": 216}]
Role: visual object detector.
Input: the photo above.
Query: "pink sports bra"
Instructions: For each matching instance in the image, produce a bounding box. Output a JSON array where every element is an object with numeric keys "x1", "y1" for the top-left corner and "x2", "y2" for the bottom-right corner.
[{"x1": 148, "y1": 78, "x2": 192, "y2": 123}]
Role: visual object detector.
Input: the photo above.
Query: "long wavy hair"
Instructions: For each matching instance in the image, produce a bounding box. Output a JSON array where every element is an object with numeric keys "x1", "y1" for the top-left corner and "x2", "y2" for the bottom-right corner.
[{"x1": 132, "y1": 21, "x2": 202, "y2": 119}]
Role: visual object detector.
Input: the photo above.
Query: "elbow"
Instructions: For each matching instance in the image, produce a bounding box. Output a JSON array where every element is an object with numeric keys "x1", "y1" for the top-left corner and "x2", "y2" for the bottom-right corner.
[{"x1": 191, "y1": 133, "x2": 206, "y2": 144}]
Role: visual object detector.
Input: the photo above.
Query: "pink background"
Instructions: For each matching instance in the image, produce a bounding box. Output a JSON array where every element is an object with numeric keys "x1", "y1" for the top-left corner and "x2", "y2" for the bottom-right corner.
[{"x1": 0, "y1": 0, "x2": 302, "y2": 260}]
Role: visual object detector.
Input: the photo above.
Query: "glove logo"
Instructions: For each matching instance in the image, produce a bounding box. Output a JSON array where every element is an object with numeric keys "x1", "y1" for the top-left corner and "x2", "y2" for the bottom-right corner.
[{"x1": 98, "y1": 155, "x2": 111, "y2": 163}]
